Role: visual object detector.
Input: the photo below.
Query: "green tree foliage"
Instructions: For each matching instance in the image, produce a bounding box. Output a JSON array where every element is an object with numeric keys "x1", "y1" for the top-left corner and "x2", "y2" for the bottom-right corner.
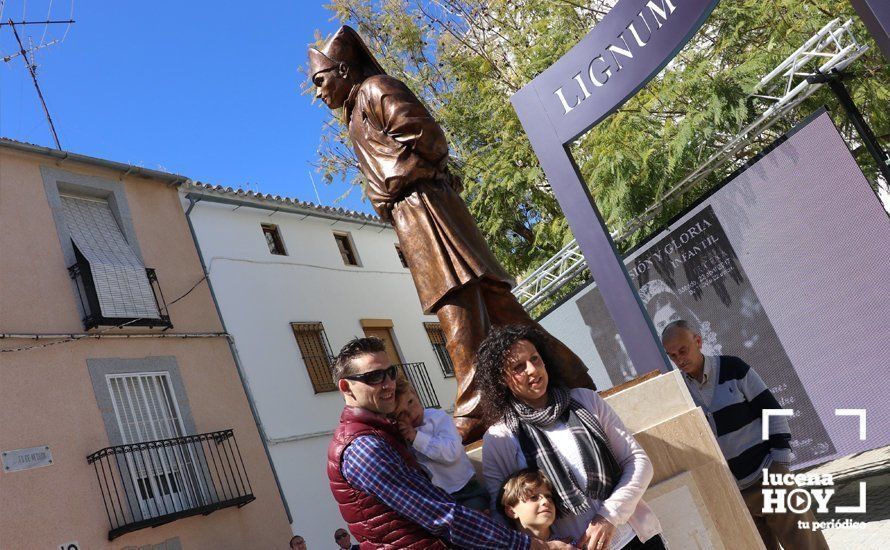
[{"x1": 309, "y1": 0, "x2": 888, "y2": 280}]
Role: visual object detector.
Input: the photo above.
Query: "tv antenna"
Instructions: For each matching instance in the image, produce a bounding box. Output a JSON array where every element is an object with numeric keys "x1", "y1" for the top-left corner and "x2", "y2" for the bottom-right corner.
[{"x1": 0, "y1": 1, "x2": 75, "y2": 150}]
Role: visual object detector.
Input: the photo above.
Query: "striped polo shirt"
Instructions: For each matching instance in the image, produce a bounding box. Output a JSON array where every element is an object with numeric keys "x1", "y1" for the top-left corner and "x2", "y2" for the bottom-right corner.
[{"x1": 683, "y1": 355, "x2": 793, "y2": 489}]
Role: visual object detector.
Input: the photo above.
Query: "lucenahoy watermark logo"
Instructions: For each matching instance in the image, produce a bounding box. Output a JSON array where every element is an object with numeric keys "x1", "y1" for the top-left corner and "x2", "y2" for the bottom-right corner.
[{"x1": 761, "y1": 408, "x2": 868, "y2": 531}]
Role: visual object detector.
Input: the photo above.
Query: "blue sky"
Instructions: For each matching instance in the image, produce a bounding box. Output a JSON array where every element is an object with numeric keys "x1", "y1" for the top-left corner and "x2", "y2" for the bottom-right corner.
[{"x1": 0, "y1": 1, "x2": 373, "y2": 214}]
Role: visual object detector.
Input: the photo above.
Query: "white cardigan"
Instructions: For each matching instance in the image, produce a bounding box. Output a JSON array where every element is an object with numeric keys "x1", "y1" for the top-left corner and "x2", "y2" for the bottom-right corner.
[{"x1": 482, "y1": 388, "x2": 662, "y2": 542}]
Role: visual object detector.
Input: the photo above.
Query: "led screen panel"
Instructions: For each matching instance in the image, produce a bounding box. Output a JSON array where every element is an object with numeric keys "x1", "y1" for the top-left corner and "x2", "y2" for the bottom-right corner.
[{"x1": 540, "y1": 110, "x2": 890, "y2": 468}]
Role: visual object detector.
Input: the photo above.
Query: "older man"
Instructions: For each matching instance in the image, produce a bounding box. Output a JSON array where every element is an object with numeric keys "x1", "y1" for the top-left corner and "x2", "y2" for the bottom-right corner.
[
  {"x1": 309, "y1": 25, "x2": 594, "y2": 442},
  {"x1": 661, "y1": 320, "x2": 828, "y2": 550},
  {"x1": 326, "y1": 336, "x2": 572, "y2": 549}
]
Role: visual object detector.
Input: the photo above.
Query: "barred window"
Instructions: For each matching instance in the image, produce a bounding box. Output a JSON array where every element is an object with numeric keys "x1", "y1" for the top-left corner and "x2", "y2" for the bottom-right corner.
[
  {"x1": 291, "y1": 322, "x2": 336, "y2": 393},
  {"x1": 106, "y1": 373, "x2": 199, "y2": 515},
  {"x1": 424, "y1": 322, "x2": 454, "y2": 378}
]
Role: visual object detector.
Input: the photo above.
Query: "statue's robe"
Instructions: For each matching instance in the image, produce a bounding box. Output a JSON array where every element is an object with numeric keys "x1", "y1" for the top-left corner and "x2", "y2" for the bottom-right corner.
[
  {"x1": 345, "y1": 74, "x2": 513, "y2": 313},
  {"x1": 343, "y1": 74, "x2": 595, "y2": 441}
]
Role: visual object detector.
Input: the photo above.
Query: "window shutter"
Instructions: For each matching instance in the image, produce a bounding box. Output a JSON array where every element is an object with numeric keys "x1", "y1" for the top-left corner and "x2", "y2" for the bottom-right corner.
[
  {"x1": 61, "y1": 195, "x2": 160, "y2": 319},
  {"x1": 291, "y1": 322, "x2": 336, "y2": 393},
  {"x1": 106, "y1": 373, "x2": 201, "y2": 518},
  {"x1": 109, "y1": 374, "x2": 184, "y2": 444}
]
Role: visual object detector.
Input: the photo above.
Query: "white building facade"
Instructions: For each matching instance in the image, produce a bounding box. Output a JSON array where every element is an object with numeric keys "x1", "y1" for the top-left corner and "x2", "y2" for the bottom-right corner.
[{"x1": 181, "y1": 183, "x2": 458, "y2": 547}]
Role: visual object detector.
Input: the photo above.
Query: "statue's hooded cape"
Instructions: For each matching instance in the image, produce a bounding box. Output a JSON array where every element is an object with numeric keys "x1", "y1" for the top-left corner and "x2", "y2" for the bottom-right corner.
[{"x1": 308, "y1": 25, "x2": 385, "y2": 79}]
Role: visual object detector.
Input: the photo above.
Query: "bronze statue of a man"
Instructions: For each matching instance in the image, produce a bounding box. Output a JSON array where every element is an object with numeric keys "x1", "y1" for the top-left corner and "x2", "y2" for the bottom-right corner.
[{"x1": 309, "y1": 26, "x2": 595, "y2": 442}]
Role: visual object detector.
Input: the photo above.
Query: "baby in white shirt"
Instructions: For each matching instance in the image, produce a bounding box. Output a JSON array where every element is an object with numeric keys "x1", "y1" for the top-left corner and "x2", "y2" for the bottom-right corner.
[{"x1": 392, "y1": 377, "x2": 490, "y2": 512}]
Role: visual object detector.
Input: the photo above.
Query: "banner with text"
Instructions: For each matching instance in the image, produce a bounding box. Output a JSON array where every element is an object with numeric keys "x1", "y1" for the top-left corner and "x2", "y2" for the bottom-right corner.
[{"x1": 540, "y1": 110, "x2": 890, "y2": 468}]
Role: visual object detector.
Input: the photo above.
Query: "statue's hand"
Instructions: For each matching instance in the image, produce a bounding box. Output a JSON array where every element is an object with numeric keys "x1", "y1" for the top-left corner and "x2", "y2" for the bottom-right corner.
[{"x1": 371, "y1": 198, "x2": 396, "y2": 222}]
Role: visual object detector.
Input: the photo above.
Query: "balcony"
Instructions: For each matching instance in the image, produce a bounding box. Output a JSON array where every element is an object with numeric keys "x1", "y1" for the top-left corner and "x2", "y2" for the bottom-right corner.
[
  {"x1": 68, "y1": 248, "x2": 172, "y2": 330},
  {"x1": 397, "y1": 362, "x2": 441, "y2": 409},
  {"x1": 87, "y1": 430, "x2": 254, "y2": 540}
]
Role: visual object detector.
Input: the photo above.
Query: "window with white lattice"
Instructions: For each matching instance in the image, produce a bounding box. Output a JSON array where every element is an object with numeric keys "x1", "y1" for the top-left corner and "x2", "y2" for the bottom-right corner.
[{"x1": 106, "y1": 373, "x2": 205, "y2": 518}]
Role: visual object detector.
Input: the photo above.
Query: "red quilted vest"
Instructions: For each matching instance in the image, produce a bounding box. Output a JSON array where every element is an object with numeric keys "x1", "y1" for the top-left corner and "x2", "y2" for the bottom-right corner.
[{"x1": 327, "y1": 406, "x2": 449, "y2": 550}]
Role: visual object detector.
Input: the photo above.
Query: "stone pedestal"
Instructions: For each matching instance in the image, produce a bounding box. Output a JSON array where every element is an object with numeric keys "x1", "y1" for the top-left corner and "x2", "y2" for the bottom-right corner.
[{"x1": 604, "y1": 370, "x2": 764, "y2": 549}]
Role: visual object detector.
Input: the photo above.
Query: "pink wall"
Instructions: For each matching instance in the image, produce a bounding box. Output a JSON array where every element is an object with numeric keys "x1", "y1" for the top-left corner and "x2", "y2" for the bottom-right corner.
[{"x1": 0, "y1": 148, "x2": 292, "y2": 548}]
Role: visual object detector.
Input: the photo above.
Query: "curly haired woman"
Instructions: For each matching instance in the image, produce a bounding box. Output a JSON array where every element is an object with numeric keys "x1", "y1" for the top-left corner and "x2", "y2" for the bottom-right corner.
[{"x1": 478, "y1": 325, "x2": 666, "y2": 550}]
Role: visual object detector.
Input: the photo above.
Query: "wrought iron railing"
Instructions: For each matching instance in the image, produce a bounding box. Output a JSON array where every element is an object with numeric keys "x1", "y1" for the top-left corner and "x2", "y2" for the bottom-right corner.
[
  {"x1": 68, "y1": 248, "x2": 172, "y2": 330},
  {"x1": 397, "y1": 362, "x2": 440, "y2": 409},
  {"x1": 87, "y1": 430, "x2": 254, "y2": 540}
]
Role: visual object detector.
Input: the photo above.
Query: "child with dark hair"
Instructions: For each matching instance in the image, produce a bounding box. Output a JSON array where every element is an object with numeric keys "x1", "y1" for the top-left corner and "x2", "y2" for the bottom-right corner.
[{"x1": 392, "y1": 376, "x2": 490, "y2": 512}]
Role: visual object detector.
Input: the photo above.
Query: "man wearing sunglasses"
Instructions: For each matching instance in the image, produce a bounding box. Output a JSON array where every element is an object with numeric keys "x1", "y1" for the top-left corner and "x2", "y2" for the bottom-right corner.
[
  {"x1": 327, "y1": 337, "x2": 572, "y2": 549},
  {"x1": 334, "y1": 527, "x2": 358, "y2": 550}
]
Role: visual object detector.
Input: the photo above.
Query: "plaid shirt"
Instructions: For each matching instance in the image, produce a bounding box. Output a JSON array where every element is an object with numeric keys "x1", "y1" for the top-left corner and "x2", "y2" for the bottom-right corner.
[{"x1": 342, "y1": 435, "x2": 530, "y2": 549}]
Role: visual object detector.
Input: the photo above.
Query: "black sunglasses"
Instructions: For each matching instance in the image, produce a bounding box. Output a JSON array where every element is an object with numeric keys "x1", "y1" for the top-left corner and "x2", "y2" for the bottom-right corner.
[{"x1": 343, "y1": 365, "x2": 398, "y2": 385}]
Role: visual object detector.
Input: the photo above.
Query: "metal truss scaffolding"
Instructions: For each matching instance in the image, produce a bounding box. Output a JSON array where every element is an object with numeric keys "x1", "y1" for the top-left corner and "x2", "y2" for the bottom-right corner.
[{"x1": 512, "y1": 18, "x2": 869, "y2": 311}]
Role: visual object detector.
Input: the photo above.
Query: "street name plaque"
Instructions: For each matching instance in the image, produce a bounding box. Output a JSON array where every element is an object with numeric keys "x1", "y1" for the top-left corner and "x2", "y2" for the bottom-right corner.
[{"x1": 2, "y1": 445, "x2": 53, "y2": 472}]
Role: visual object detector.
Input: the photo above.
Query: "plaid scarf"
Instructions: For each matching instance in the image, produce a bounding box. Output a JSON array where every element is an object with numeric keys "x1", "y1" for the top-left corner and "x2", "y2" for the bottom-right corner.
[{"x1": 504, "y1": 386, "x2": 621, "y2": 515}]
